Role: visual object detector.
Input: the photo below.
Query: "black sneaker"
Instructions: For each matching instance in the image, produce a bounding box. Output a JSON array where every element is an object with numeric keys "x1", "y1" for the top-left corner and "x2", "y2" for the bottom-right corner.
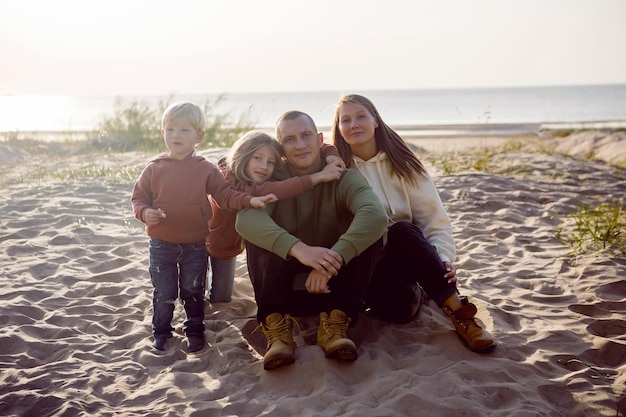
[
  {"x1": 187, "y1": 335, "x2": 205, "y2": 353},
  {"x1": 153, "y1": 335, "x2": 168, "y2": 351}
]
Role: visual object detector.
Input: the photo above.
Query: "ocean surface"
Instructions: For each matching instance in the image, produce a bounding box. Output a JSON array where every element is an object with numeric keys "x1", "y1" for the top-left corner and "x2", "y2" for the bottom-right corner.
[{"x1": 1, "y1": 84, "x2": 625, "y2": 139}]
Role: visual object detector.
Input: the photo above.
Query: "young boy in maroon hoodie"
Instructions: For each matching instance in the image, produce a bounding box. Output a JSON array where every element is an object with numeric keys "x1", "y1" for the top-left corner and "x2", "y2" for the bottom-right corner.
[{"x1": 131, "y1": 101, "x2": 275, "y2": 353}]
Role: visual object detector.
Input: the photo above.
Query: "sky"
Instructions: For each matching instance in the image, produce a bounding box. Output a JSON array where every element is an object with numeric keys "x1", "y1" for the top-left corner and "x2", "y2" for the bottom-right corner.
[{"x1": 1, "y1": 0, "x2": 626, "y2": 97}]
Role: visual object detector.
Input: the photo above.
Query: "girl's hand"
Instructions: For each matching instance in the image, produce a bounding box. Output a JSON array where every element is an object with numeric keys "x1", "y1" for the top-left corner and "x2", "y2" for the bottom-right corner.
[
  {"x1": 325, "y1": 155, "x2": 346, "y2": 171},
  {"x1": 312, "y1": 162, "x2": 344, "y2": 185},
  {"x1": 250, "y1": 194, "x2": 278, "y2": 208}
]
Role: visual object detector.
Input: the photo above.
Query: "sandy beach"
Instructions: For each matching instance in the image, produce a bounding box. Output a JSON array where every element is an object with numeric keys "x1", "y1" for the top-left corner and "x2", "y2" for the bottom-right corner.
[{"x1": 0, "y1": 131, "x2": 624, "y2": 416}]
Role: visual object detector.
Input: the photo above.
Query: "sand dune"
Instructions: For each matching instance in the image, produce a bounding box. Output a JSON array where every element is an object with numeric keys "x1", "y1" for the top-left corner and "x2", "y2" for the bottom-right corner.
[{"x1": 0, "y1": 133, "x2": 624, "y2": 416}]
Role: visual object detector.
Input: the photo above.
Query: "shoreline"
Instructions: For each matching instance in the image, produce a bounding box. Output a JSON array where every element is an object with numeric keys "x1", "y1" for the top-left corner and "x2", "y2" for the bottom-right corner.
[{"x1": 2, "y1": 120, "x2": 626, "y2": 143}]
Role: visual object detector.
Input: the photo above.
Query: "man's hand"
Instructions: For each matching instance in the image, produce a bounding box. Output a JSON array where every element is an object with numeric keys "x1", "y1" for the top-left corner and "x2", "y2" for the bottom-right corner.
[
  {"x1": 144, "y1": 208, "x2": 166, "y2": 225},
  {"x1": 305, "y1": 269, "x2": 332, "y2": 294},
  {"x1": 250, "y1": 194, "x2": 278, "y2": 208},
  {"x1": 288, "y1": 241, "x2": 343, "y2": 276}
]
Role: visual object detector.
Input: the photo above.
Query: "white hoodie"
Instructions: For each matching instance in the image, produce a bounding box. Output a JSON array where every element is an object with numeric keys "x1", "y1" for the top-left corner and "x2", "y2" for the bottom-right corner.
[{"x1": 352, "y1": 151, "x2": 457, "y2": 263}]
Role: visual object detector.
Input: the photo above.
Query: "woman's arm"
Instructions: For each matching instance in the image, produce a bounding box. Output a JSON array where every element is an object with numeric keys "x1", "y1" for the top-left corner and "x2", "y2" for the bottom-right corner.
[{"x1": 408, "y1": 173, "x2": 457, "y2": 263}]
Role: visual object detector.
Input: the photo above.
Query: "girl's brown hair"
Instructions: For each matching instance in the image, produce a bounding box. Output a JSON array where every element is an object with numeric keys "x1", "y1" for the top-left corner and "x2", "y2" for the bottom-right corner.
[{"x1": 227, "y1": 130, "x2": 281, "y2": 184}]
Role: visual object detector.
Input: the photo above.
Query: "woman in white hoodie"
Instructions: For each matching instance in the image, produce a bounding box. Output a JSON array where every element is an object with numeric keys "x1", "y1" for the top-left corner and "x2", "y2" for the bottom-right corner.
[{"x1": 331, "y1": 94, "x2": 496, "y2": 353}]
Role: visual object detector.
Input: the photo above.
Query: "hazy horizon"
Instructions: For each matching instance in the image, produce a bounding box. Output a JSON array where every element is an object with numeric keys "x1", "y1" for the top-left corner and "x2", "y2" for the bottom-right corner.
[{"x1": 2, "y1": 84, "x2": 625, "y2": 133}]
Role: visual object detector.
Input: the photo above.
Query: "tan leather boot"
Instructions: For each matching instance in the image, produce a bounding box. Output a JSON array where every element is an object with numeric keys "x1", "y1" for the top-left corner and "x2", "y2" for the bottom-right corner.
[
  {"x1": 442, "y1": 297, "x2": 497, "y2": 353},
  {"x1": 260, "y1": 312, "x2": 296, "y2": 370},
  {"x1": 317, "y1": 309, "x2": 357, "y2": 361}
]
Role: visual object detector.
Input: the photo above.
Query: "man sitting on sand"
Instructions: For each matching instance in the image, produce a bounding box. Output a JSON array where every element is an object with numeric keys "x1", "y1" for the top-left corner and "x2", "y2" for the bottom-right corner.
[{"x1": 235, "y1": 110, "x2": 388, "y2": 370}]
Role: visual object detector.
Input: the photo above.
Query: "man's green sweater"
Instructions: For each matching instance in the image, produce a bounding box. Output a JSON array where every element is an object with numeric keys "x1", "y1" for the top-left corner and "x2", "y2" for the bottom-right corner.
[{"x1": 235, "y1": 168, "x2": 388, "y2": 265}]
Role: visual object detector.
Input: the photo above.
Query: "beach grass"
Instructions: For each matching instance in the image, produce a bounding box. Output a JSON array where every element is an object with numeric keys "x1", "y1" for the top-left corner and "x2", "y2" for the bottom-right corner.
[
  {"x1": 423, "y1": 137, "x2": 625, "y2": 256},
  {"x1": 0, "y1": 97, "x2": 257, "y2": 187},
  {"x1": 0, "y1": 95, "x2": 256, "y2": 154},
  {"x1": 93, "y1": 95, "x2": 256, "y2": 152},
  {"x1": 0, "y1": 149, "x2": 143, "y2": 188},
  {"x1": 426, "y1": 138, "x2": 552, "y2": 175},
  {"x1": 554, "y1": 199, "x2": 626, "y2": 255}
]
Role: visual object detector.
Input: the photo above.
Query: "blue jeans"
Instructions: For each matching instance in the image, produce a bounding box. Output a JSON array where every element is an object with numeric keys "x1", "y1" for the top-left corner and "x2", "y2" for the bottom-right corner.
[
  {"x1": 149, "y1": 238, "x2": 207, "y2": 337},
  {"x1": 208, "y1": 256, "x2": 236, "y2": 302}
]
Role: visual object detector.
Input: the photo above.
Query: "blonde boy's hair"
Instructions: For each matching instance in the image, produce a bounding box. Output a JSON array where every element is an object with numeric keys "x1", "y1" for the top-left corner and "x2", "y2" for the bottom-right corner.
[
  {"x1": 161, "y1": 101, "x2": 206, "y2": 131},
  {"x1": 227, "y1": 130, "x2": 282, "y2": 184}
]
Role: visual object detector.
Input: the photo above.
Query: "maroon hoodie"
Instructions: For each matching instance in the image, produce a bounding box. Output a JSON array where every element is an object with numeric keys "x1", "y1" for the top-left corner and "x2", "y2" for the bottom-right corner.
[{"x1": 131, "y1": 152, "x2": 253, "y2": 244}]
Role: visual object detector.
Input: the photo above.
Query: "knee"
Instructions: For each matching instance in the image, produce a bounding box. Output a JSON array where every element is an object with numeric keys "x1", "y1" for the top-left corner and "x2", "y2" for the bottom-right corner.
[
  {"x1": 363, "y1": 282, "x2": 426, "y2": 324},
  {"x1": 388, "y1": 221, "x2": 424, "y2": 241},
  {"x1": 154, "y1": 295, "x2": 177, "y2": 305},
  {"x1": 364, "y1": 298, "x2": 422, "y2": 324}
]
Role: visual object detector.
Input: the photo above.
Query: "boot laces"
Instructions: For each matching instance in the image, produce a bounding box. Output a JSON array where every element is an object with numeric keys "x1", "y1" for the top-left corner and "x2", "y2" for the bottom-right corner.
[
  {"x1": 323, "y1": 315, "x2": 351, "y2": 339},
  {"x1": 445, "y1": 306, "x2": 481, "y2": 332},
  {"x1": 255, "y1": 315, "x2": 300, "y2": 345},
  {"x1": 456, "y1": 315, "x2": 480, "y2": 331}
]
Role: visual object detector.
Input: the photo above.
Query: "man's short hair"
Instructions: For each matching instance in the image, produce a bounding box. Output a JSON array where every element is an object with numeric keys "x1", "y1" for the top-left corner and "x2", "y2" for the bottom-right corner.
[{"x1": 275, "y1": 110, "x2": 317, "y2": 142}]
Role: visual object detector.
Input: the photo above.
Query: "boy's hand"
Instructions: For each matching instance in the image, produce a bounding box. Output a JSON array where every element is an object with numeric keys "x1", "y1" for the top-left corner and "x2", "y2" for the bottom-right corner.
[
  {"x1": 144, "y1": 208, "x2": 166, "y2": 225},
  {"x1": 250, "y1": 194, "x2": 278, "y2": 208}
]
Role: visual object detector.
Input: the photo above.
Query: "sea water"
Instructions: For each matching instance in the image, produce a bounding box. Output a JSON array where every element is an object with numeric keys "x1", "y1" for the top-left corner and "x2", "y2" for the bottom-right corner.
[{"x1": 1, "y1": 84, "x2": 625, "y2": 137}]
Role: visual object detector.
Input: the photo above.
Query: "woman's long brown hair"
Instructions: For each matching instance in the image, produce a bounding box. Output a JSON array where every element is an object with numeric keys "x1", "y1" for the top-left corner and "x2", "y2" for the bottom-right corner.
[{"x1": 331, "y1": 94, "x2": 426, "y2": 184}]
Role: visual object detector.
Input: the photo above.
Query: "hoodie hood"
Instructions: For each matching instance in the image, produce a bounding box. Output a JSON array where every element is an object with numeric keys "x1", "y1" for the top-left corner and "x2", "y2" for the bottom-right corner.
[
  {"x1": 352, "y1": 151, "x2": 411, "y2": 221},
  {"x1": 152, "y1": 150, "x2": 198, "y2": 163}
]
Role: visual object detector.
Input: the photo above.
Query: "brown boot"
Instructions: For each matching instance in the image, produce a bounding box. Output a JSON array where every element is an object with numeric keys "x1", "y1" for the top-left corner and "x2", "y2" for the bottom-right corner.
[
  {"x1": 317, "y1": 309, "x2": 357, "y2": 361},
  {"x1": 259, "y1": 313, "x2": 296, "y2": 370},
  {"x1": 442, "y1": 297, "x2": 496, "y2": 353}
]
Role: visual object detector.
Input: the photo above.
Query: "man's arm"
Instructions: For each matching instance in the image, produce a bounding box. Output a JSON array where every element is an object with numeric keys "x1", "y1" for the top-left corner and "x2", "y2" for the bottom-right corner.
[
  {"x1": 235, "y1": 206, "x2": 298, "y2": 260},
  {"x1": 296, "y1": 171, "x2": 388, "y2": 294},
  {"x1": 329, "y1": 170, "x2": 389, "y2": 264}
]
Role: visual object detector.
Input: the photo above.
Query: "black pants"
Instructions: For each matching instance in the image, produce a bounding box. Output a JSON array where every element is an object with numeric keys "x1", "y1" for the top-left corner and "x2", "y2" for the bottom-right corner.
[
  {"x1": 245, "y1": 239, "x2": 382, "y2": 324},
  {"x1": 362, "y1": 222, "x2": 457, "y2": 324}
]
